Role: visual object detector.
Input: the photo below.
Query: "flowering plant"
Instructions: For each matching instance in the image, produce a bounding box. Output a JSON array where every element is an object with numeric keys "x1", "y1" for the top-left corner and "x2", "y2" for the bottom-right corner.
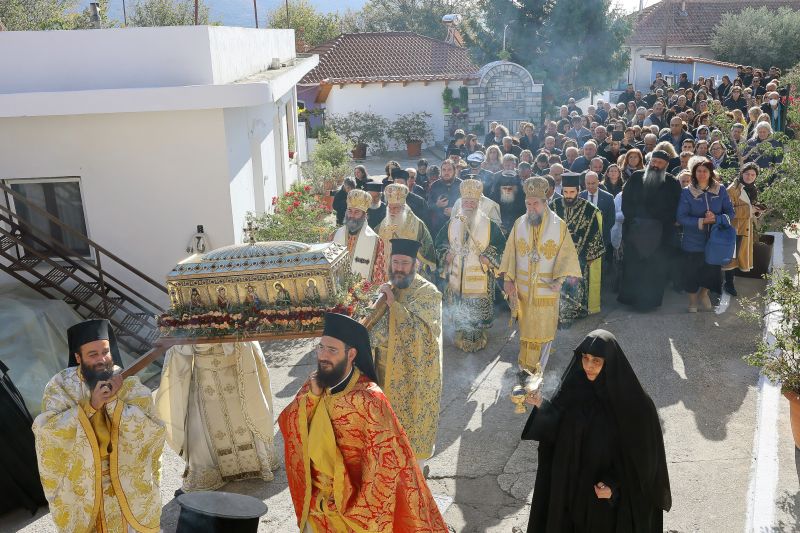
[
  {"x1": 247, "y1": 181, "x2": 336, "y2": 244},
  {"x1": 157, "y1": 277, "x2": 378, "y2": 339}
]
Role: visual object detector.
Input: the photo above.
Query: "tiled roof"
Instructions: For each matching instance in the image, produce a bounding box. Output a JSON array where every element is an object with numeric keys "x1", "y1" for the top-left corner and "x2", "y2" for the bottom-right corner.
[
  {"x1": 641, "y1": 54, "x2": 740, "y2": 69},
  {"x1": 300, "y1": 32, "x2": 478, "y2": 85},
  {"x1": 629, "y1": 0, "x2": 800, "y2": 46}
]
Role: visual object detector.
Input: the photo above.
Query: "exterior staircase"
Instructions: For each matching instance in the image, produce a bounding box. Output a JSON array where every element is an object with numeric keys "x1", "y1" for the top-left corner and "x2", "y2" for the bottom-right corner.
[{"x1": 0, "y1": 181, "x2": 166, "y2": 358}]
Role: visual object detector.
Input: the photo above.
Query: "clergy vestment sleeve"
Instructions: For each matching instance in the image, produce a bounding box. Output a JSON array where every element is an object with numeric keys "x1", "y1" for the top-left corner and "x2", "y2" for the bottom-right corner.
[
  {"x1": 33, "y1": 374, "x2": 164, "y2": 533},
  {"x1": 498, "y1": 221, "x2": 519, "y2": 281}
]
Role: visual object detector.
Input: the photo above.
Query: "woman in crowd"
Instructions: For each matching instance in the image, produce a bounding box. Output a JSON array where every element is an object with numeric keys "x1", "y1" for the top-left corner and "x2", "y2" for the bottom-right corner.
[
  {"x1": 703, "y1": 78, "x2": 717, "y2": 100},
  {"x1": 602, "y1": 164, "x2": 624, "y2": 197},
  {"x1": 533, "y1": 153, "x2": 550, "y2": 176},
  {"x1": 520, "y1": 149, "x2": 535, "y2": 165},
  {"x1": 631, "y1": 107, "x2": 648, "y2": 128},
  {"x1": 677, "y1": 157, "x2": 734, "y2": 312},
  {"x1": 519, "y1": 123, "x2": 540, "y2": 153},
  {"x1": 746, "y1": 107, "x2": 762, "y2": 137},
  {"x1": 745, "y1": 121, "x2": 783, "y2": 169},
  {"x1": 483, "y1": 145, "x2": 503, "y2": 173},
  {"x1": 465, "y1": 133, "x2": 484, "y2": 154},
  {"x1": 624, "y1": 101, "x2": 638, "y2": 123},
  {"x1": 353, "y1": 164, "x2": 369, "y2": 189},
  {"x1": 685, "y1": 88, "x2": 696, "y2": 107},
  {"x1": 708, "y1": 140, "x2": 737, "y2": 174},
  {"x1": 522, "y1": 329, "x2": 671, "y2": 533},
  {"x1": 722, "y1": 163, "x2": 763, "y2": 296},
  {"x1": 621, "y1": 148, "x2": 644, "y2": 180}
]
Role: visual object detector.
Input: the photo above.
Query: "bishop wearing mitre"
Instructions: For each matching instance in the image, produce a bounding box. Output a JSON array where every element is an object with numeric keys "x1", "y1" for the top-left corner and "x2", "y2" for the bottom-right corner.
[
  {"x1": 376, "y1": 183, "x2": 437, "y2": 275},
  {"x1": 331, "y1": 188, "x2": 386, "y2": 284},
  {"x1": 154, "y1": 341, "x2": 278, "y2": 492}
]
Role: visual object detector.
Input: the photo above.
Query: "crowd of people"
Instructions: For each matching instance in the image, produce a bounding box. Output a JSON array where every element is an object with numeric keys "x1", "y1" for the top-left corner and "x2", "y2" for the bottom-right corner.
[{"x1": 6, "y1": 67, "x2": 794, "y2": 533}]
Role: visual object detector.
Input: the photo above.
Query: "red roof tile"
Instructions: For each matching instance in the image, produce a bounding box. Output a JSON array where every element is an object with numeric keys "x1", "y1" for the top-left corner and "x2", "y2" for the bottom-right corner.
[
  {"x1": 300, "y1": 32, "x2": 478, "y2": 85},
  {"x1": 629, "y1": 0, "x2": 800, "y2": 47}
]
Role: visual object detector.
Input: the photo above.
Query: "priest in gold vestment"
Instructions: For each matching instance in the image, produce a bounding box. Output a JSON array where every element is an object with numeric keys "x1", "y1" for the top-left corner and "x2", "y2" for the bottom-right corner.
[
  {"x1": 377, "y1": 183, "x2": 437, "y2": 275},
  {"x1": 435, "y1": 179, "x2": 506, "y2": 352},
  {"x1": 500, "y1": 177, "x2": 581, "y2": 381},
  {"x1": 371, "y1": 239, "x2": 443, "y2": 465},
  {"x1": 154, "y1": 341, "x2": 277, "y2": 492},
  {"x1": 278, "y1": 313, "x2": 447, "y2": 533},
  {"x1": 33, "y1": 320, "x2": 164, "y2": 533}
]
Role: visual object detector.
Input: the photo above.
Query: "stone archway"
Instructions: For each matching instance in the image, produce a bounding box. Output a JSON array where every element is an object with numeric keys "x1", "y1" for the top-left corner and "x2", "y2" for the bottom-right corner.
[{"x1": 465, "y1": 61, "x2": 542, "y2": 137}]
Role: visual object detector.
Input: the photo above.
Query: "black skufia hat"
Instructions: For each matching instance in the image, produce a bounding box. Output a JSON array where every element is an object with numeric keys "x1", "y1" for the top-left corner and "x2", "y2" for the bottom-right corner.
[
  {"x1": 447, "y1": 146, "x2": 462, "y2": 157},
  {"x1": 561, "y1": 172, "x2": 581, "y2": 188},
  {"x1": 364, "y1": 182, "x2": 384, "y2": 192},
  {"x1": 322, "y1": 313, "x2": 378, "y2": 382},
  {"x1": 390, "y1": 238, "x2": 421, "y2": 258},
  {"x1": 67, "y1": 319, "x2": 123, "y2": 368},
  {"x1": 390, "y1": 167, "x2": 409, "y2": 181}
]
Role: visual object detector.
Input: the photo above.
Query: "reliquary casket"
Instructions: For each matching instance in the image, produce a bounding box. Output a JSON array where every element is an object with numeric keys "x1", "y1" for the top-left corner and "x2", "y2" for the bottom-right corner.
[{"x1": 166, "y1": 241, "x2": 351, "y2": 311}]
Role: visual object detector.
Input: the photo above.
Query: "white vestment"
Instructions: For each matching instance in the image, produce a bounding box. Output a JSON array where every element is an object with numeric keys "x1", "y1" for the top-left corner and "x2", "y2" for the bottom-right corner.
[
  {"x1": 154, "y1": 342, "x2": 277, "y2": 491},
  {"x1": 451, "y1": 195, "x2": 502, "y2": 227}
]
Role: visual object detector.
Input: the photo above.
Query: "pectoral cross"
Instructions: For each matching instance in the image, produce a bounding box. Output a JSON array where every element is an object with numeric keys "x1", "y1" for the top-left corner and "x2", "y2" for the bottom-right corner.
[{"x1": 243, "y1": 220, "x2": 257, "y2": 245}]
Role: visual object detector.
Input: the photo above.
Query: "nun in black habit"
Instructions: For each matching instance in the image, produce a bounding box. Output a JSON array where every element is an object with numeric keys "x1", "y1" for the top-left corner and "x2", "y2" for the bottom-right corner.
[{"x1": 522, "y1": 329, "x2": 671, "y2": 532}]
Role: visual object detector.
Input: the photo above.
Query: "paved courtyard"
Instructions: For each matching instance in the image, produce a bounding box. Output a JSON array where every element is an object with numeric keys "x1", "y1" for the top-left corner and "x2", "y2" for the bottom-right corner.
[{"x1": 3, "y1": 233, "x2": 799, "y2": 533}]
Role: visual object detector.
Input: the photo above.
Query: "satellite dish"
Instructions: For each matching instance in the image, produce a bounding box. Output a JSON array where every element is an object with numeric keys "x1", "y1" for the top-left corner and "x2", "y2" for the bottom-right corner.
[{"x1": 441, "y1": 14, "x2": 462, "y2": 26}]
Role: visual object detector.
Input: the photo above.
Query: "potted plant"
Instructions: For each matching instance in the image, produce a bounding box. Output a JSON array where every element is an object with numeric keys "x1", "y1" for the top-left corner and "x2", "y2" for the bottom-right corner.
[
  {"x1": 301, "y1": 131, "x2": 352, "y2": 208},
  {"x1": 328, "y1": 111, "x2": 388, "y2": 160},
  {"x1": 743, "y1": 269, "x2": 800, "y2": 448},
  {"x1": 388, "y1": 111, "x2": 433, "y2": 157}
]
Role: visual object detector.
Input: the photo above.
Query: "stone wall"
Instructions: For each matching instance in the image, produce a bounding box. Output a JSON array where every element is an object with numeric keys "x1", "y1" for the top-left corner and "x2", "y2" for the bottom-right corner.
[{"x1": 443, "y1": 61, "x2": 542, "y2": 140}]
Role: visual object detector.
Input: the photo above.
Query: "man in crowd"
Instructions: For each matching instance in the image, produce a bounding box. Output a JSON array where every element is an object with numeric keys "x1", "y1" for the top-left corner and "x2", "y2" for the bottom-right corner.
[
  {"x1": 332, "y1": 176, "x2": 356, "y2": 225},
  {"x1": 566, "y1": 116, "x2": 592, "y2": 147},
  {"x1": 500, "y1": 177, "x2": 581, "y2": 384},
  {"x1": 762, "y1": 90, "x2": 788, "y2": 133},
  {"x1": 371, "y1": 239, "x2": 443, "y2": 470},
  {"x1": 618, "y1": 83, "x2": 636, "y2": 104},
  {"x1": 365, "y1": 181, "x2": 386, "y2": 230},
  {"x1": 435, "y1": 179, "x2": 506, "y2": 352},
  {"x1": 660, "y1": 117, "x2": 694, "y2": 153},
  {"x1": 570, "y1": 141, "x2": 608, "y2": 174},
  {"x1": 551, "y1": 173, "x2": 605, "y2": 322},
  {"x1": 428, "y1": 160, "x2": 462, "y2": 238},
  {"x1": 377, "y1": 183, "x2": 436, "y2": 275},
  {"x1": 638, "y1": 133, "x2": 658, "y2": 155},
  {"x1": 581, "y1": 171, "x2": 615, "y2": 255},
  {"x1": 563, "y1": 146, "x2": 580, "y2": 169},
  {"x1": 618, "y1": 150, "x2": 682, "y2": 311},
  {"x1": 416, "y1": 158, "x2": 429, "y2": 190},
  {"x1": 279, "y1": 313, "x2": 447, "y2": 533},
  {"x1": 33, "y1": 319, "x2": 164, "y2": 533},
  {"x1": 488, "y1": 167, "x2": 526, "y2": 234},
  {"x1": 644, "y1": 101, "x2": 666, "y2": 130},
  {"x1": 724, "y1": 86, "x2": 748, "y2": 113},
  {"x1": 332, "y1": 189, "x2": 386, "y2": 283},
  {"x1": 460, "y1": 151, "x2": 494, "y2": 188}
]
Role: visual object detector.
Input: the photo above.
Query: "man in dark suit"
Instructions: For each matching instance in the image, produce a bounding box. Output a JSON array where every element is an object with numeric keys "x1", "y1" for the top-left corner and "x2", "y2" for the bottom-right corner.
[{"x1": 580, "y1": 171, "x2": 616, "y2": 275}]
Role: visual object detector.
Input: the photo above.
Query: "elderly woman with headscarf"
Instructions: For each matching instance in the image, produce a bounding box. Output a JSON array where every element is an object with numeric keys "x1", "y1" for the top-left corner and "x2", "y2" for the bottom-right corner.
[
  {"x1": 722, "y1": 163, "x2": 765, "y2": 296},
  {"x1": 522, "y1": 329, "x2": 671, "y2": 533}
]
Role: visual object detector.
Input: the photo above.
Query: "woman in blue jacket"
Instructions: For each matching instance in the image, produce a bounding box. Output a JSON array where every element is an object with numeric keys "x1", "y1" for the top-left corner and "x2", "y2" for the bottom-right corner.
[{"x1": 677, "y1": 157, "x2": 734, "y2": 312}]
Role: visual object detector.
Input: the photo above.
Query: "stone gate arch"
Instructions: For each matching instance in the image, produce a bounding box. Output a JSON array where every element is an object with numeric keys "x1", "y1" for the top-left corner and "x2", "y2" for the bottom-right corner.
[{"x1": 466, "y1": 61, "x2": 542, "y2": 136}]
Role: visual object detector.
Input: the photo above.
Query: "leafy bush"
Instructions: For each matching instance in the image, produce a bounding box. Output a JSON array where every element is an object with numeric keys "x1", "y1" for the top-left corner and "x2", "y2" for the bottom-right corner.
[
  {"x1": 302, "y1": 132, "x2": 352, "y2": 193},
  {"x1": 328, "y1": 111, "x2": 388, "y2": 153},
  {"x1": 387, "y1": 112, "x2": 434, "y2": 145},
  {"x1": 248, "y1": 182, "x2": 335, "y2": 244}
]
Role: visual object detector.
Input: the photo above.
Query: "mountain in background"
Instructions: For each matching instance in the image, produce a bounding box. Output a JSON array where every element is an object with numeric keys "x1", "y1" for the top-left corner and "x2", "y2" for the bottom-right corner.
[{"x1": 83, "y1": 0, "x2": 367, "y2": 27}]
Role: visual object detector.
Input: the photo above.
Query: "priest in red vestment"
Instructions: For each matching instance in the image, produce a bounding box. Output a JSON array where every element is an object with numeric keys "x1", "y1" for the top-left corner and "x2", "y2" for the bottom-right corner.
[{"x1": 278, "y1": 313, "x2": 447, "y2": 533}]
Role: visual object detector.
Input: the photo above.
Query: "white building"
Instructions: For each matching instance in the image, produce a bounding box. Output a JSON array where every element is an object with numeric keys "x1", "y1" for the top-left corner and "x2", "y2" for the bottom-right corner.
[
  {"x1": 297, "y1": 31, "x2": 478, "y2": 152},
  {"x1": 0, "y1": 26, "x2": 317, "y2": 306}
]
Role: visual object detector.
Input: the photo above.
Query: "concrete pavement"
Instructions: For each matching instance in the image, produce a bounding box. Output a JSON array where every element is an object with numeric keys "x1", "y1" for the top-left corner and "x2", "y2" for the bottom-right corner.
[{"x1": 3, "y1": 238, "x2": 800, "y2": 532}]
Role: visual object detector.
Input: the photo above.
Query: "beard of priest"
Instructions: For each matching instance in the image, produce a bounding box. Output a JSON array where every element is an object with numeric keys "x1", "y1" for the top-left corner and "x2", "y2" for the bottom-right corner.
[
  {"x1": 278, "y1": 313, "x2": 447, "y2": 533},
  {"x1": 32, "y1": 319, "x2": 165, "y2": 533}
]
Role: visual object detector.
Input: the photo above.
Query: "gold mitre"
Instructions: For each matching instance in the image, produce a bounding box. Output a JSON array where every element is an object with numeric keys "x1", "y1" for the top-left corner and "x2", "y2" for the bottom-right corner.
[
  {"x1": 384, "y1": 183, "x2": 409, "y2": 205},
  {"x1": 523, "y1": 176, "x2": 549, "y2": 199},
  {"x1": 346, "y1": 189, "x2": 372, "y2": 212},
  {"x1": 460, "y1": 179, "x2": 483, "y2": 200}
]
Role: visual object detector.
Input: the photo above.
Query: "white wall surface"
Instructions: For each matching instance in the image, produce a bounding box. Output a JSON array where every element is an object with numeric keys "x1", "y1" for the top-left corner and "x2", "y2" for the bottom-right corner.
[
  {"x1": 0, "y1": 110, "x2": 234, "y2": 306},
  {"x1": 0, "y1": 26, "x2": 296, "y2": 94},
  {"x1": 325, "y1": 80, "x2": 459, "y2": 149}
]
